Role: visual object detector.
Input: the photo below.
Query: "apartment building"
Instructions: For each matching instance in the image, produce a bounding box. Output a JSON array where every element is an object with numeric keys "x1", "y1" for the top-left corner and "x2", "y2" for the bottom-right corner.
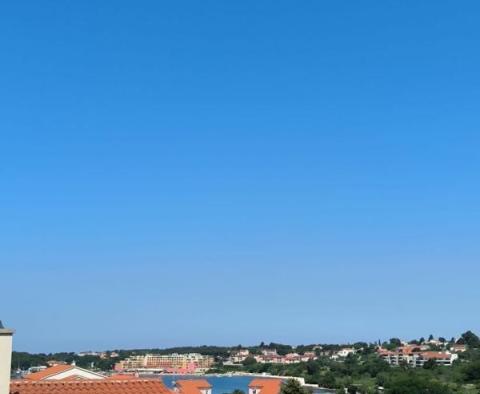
[
  {"x1": 230, "y1": 349, "x2": 250, "y2": 363},
  {"x1": 254, "y1": 350, "x2": 316, "y2": 364},
  {"x1": 115, "y1": 353, "x2": 214, "y2": 372},
  {"x1": 377, "y1": 347, "x2": 458, "y2": 368}
]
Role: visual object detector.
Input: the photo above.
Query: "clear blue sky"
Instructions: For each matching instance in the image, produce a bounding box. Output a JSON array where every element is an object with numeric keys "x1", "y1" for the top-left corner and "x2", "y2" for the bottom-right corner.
[{"x1": 1, "y1": 1, "x2": 480, "y2": 353}]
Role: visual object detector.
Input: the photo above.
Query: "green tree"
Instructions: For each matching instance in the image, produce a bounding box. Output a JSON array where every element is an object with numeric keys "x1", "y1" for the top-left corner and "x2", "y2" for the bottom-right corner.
[
  {"x1": 389, "y1": 338, "x2": 402, "y2": 348},
  {"x1": 459, "y1": 331, "x2": 480, "y2": 348},
  {"x1": 242, "y1": 356, "x2": 257, "y2": 366},
  {"x1": 280, "y1": 379, "x2": 310, "y2": 394},
  {"x1": 460, "y1": 360, "x2": 480, "y2": 383},
  {"x1": 306, "y1": 360, "x2": 319, "y2": 375},
  {"x1": 385, "y1": 374, "x2": 452, "y2": 394},
  {"x1": 422, "y1": 359, "x2": 437, "y2": 370},
  {"x1": 317, "y1": 372, "x2": 336, "y2": 389},
  {"x1": 346, "y1": 385, "x2": 357, "y2": 394}
]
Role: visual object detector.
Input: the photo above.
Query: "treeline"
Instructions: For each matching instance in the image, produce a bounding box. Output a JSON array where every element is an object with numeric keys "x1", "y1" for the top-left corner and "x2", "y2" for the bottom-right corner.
[
  {"x1": 117, "y1": 343, "x2": 329, "y2": 358},
  {"x1": 252, "y1": 342, "x2": 354, "y2": 356},
  {"x1": 12, "y1": 345, "x2": 248, "y2": 371},
  {"x1": 381, "y1": 330, "x2": 480, "y2": 351},
  {"x1": 10, "y1": 341, "x2": 354, "y2": 373},
  {"x1": 11, "y1": 352, "x2": 118, "y2": 372}
]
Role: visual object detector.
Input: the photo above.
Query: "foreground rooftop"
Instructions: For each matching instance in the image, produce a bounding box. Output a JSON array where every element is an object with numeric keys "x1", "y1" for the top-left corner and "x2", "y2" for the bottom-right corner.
[{"x1": 10, "y1": 380, "x2": 172, "y2": 394}]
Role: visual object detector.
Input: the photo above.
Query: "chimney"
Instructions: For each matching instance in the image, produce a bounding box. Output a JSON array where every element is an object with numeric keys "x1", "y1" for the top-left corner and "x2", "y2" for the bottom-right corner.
[{"x1": 0, "y1": 321, "x2": 14, "y2": 394}]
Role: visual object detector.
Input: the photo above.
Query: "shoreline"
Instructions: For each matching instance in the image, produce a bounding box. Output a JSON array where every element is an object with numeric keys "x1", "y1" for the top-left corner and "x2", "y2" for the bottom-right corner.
[{"x1": 138, "y1": 372, "x2": 336, "y2": 393}]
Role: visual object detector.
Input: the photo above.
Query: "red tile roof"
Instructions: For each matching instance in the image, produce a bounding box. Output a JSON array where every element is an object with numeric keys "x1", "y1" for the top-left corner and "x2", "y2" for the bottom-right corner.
[
  {"x1": 249, "y1": 379, "x2": 282, "y2": 394},
  {"x1": 420, "y1": 352, "x2": 451, "y2": 360},
  {"x1": 23, "y1": 365, "x2": 106, "y2": 381},
  {"x1": 23, "y1": 365, "x2": 75, "y2": 381},
  {"x1": 176, "y1": 379, "x2": 211, "y2": 394},
  {"x1": 10, "y1": 380, "x2": 172, "y2": 394}
]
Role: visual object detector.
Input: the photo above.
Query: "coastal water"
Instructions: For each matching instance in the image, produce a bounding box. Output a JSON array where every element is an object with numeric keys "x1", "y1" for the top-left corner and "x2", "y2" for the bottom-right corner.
[{"x1": 159, "y1": 375, "x2": 333, "y2": 394}]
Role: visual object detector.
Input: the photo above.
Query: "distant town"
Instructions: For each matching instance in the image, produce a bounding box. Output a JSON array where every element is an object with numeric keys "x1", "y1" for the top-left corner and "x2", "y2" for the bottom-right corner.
[
  {"x1": 3, "y1": 323, "x2": 480, "y2": 393},
  {"x1": 16, "y1": 333, "x2": 472, "y2": 374}
]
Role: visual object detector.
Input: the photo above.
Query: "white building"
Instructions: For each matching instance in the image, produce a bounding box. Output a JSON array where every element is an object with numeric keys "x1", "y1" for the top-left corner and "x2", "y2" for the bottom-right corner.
[
  {"x1": 450, "y1": 344, "x2": 467, "y2": 353},
  {"x1": 378, "y1": 349, "x2": 458, "y2": 368},
  {"x1": 336, "y1": 348, "x2": 356, "y2": 358},
  {"x1": 230, "y1": 349, "x2": 250, "y2": 363},
  {"x1": 261, "y1": 349, "x2": 278, "y2": 356},
  {"x1": 0, "y1": 321, "x2": 14, "y2": 394}
]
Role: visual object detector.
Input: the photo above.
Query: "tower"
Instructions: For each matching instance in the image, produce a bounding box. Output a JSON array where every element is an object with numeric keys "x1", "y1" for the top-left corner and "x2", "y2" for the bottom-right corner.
[{"x1": 0, "y1": 321, "x2": 14, "y2": 394}]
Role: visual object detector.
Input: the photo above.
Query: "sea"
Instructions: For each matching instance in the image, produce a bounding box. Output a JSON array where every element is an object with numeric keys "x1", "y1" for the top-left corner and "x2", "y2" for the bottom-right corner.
[{"x1": 158, "y1": 375, "x2": 334, "y2": 394}]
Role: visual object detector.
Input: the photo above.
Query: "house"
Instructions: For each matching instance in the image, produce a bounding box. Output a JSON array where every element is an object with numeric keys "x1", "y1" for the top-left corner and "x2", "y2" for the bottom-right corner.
[
  {"x1": 335, "y1": 348, "x2": 355, "y2": 358},
  {"x1": 0, "y1": 321, "x2": 14, "y2": 394},
  {"x1": 418, "y1": 352, "x2": 458, "y2": 367},
  {"x1": 232, "y1": 349, "x2": 249, "y2": 357},
  {"x1": 261, "y1": 349, "x2": 278, "y2": 357},
  {"x1": 230, "y1": 349, "x2": 250, "y2": 363},
  {"x1": 282, "y1": 353, "x2": 315, "y2": 364},
  {"x1": 450, "y1": 344, "x2": 467, "y2": 353},
  {"x1": 175, "y1": 380, "x2": 212, "y2": 394},
  {"x1": 23, "y1": 364, "x2": 106, "y2": 381},
  {"x1": 377, "y1": 347, "x2": 458, "y2": 368},
  {"x1": 426, "y1": 338, "x2": 443, "y2": 347},
  {"x1": 248, "y1": 379, "x2": 282, "y2": 394}
]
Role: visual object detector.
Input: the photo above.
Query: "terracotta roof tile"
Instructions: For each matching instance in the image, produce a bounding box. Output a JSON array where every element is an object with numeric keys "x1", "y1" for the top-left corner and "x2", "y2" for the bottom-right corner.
[
  {"x1": 249, "y1": 379, "x2": 282, "y2": 394},
  {"x1": 23, "y1": 365, "x2": 106, "y2": 381},
  {"x1": 10, "y1": 380, "x2": 172, "y2": 394},
  {"x1": 420, "y1": 352, "x2": 451, "y2": 360},
  {"x1": 24, "y1": 365, "x2": 74, "y2": 381},
  {"x1": 176, "y1": 379, "x2": 211, "y2": 394}
]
